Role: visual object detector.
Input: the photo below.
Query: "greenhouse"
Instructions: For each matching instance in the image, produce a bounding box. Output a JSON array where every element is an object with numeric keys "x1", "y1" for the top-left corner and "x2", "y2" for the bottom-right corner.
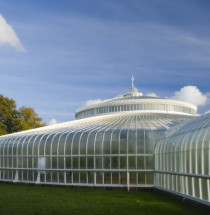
[
  {"x1": 155, "y1": 113, "x2": 210, "y2": 206},
  {"x1": 2, "y1": 76, "x2": 209, "y2": 206},
  {"x1": 0, "y1": 112, "x2": 191, "y2": 188}
]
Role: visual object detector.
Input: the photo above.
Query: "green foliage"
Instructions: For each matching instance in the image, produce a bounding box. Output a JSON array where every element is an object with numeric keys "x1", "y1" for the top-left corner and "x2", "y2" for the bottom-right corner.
[
  {"x1": 19, "y1": 107, "x2": 46, "y2": 131},
  {"x1": 0, "y1": 94, "x2": 45, "y2": 135}
]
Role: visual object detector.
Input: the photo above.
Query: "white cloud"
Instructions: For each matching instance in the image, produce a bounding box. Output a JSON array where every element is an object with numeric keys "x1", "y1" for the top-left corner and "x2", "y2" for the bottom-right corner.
[
  {"x1": 0, "y1": 14, "x2": 26, "y2": 52},
  {"x1": 146, "y1": 93, "x2": 159, "y2": 97},
  {"x1": 84, "y1": 99, "x2": 102, "y2": 106},
  {"x1": 172, "y1": 86, "x2": 208, "y2": 107},
  {"x1": 48, "y1": 118, "x2": 58, "y2": 125}
]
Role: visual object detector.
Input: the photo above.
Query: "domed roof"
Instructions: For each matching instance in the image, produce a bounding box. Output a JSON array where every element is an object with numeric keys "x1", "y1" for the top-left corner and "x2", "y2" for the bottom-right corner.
[{"x1": 75, "y1": 76, "x2": 197, "y2": 119}]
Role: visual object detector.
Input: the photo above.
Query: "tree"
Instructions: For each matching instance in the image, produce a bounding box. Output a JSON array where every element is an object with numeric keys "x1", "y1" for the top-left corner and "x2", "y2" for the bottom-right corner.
[
  {"x1": 19, "y1": 107, "x2": 46, "y2": 131},
  {"x1": 0, "y1": 94, "x2": 45, "y2": 135},
  {"x1": 0, "y1": 122, "x2": 7, "y2": 136},
  {"x1": 0, "y1": 95, "x2": 22, "y2": 134}
]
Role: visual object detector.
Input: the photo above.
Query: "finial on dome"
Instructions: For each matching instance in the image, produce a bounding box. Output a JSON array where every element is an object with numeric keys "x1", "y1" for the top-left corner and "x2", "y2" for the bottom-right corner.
[
  {"x1": 123, "y1": 75, "x2": 143, "y2": 97},
  {"x1": 131, "y1": 74, "x2": 134, "y2": 87}
]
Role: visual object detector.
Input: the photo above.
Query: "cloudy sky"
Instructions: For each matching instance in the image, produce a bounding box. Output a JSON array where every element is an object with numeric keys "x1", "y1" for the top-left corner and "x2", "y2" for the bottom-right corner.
[{"x1": 0, "y1": 0, "x2": 210, "y2": 124}]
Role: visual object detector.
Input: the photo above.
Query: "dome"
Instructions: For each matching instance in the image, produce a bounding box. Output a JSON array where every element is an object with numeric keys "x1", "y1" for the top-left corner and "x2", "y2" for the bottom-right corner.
[{"x1": 76, "y1": 76, "x2": 197, "y2": 119}]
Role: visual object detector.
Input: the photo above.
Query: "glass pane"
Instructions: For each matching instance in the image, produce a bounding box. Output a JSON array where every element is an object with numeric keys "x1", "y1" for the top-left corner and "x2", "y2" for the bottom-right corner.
[
  {"x1": 111, "y1": 132, "x2": 119, "y2": 154},
  {"x1": 111, "y1": 157, "x2": 119, "y2": 169},
  {"x1": 145, "y1": 131, "x2": 154, "y2": 154},
  {"x1": 138, "y1": 173, "x2": 145, "y2": 184},
  {"x1": 96, "y1": 172, "x2": 103, "y2": 184},
  {"x1": 146, "y1": 156, "x2": 153, "y2": 169},
  {"x1": 95, "y1": 132, "x2": 103, "y2": 154},
  {"x1": 130, "y1": 172, "x2": 137, "y2": 185},
  {"x1": 87, "y1": 157, "x2": 94, "y2": 169},
  {"x1": 120, "y1": 131, "x2": 127, "y2": 154},
  {"x1": 112, "y1": 172, "x2": 119, "y2": 184},
  {"x1": 80, "y1": 172, "x2": 87, "y2": 183},
  {"x1": 87, "y1": 133, "x2": 96, "y2": 154},
  {"x1": 88, "y1": 172, "x2": 94, "y2": 184},
  {"x1": 104, "y1": 172, "x2": 111, "y2": 184},
  {"x1": 120, "y1": 172, "x2": 127, "y2": 184},
  {"x1": 120, "y1": 157, "x2": 127, "y2": 169},
  {"x1": 146, "y1": 173, "x2": 154, "y2": 184},
  {"x1": 129, "y1": 156, "x2": 136, "y2": 169},
  {"x1": 137, "y1": 156, "x2": 144, "y2": 169},
  {"x1": 137, "y1": 131, "x2": 144, "y2": 154},
  {"x1": 96, "y1": 157, "x2": 102, "y2": 169},
  {"x1": 128, "y1": 131, "x2": 136, "y2": 154},
  {"x1": 103, "y1": 131, "x2": 111, "y2": 154}
]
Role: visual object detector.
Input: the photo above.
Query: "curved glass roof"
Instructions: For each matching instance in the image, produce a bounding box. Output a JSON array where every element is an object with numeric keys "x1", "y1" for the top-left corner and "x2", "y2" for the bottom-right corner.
[
  {"x1": 0, "y1": 113, "x2": 193, "y2": 139},
  {"x1": 157, "y1": 112, "x2": 210, "y2": 139}
]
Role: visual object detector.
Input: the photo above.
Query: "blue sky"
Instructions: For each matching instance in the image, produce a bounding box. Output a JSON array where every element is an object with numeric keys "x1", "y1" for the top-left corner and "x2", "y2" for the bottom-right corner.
[{"x1": 0, "y1": 0, "x2": 210, "y2": 124}]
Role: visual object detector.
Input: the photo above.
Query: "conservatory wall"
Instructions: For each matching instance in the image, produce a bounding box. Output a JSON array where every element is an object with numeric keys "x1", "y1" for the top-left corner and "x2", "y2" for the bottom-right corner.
[
  {"x1": 0, "y1": 113, "x2": 190, "y2": 188},
  {"x1": 155, "y1": 113, "x2": 210, "y2": 206}
]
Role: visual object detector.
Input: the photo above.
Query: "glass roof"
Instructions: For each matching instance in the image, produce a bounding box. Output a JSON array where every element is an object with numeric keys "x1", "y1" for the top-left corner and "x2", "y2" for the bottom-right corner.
[
  {"x1": 158, "y1": 112, "x2": 210, "y2": 138},
  {"x1": 0, "y1": 113, "x2": 193, "y2": 139}
]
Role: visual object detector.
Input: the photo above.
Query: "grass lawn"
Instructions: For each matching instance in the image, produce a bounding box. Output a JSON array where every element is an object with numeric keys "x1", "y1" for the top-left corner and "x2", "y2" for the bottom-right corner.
[{"x1": 0, "y1": 183, "x2": 208, "y2": 215}]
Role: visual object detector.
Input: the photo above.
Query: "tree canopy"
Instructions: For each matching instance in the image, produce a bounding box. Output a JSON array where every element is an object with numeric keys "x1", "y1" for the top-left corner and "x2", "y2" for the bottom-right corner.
[{"x1": 0, "y1": 94, "x2": 46, "y2": 135}]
